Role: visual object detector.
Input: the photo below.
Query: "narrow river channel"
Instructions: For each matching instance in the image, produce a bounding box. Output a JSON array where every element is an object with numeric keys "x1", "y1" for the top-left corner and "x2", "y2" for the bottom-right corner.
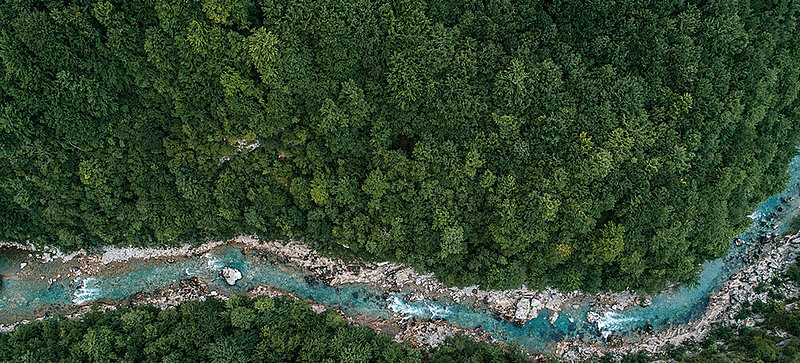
[{"x1": 2, "y1": 151, "x2": 799, "y2": 353}]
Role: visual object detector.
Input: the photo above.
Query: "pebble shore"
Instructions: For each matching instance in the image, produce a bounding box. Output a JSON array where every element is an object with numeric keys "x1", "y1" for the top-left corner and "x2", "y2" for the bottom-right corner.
[{"x1": 1, "y1": 229, "x2": 798, "y2": 360}]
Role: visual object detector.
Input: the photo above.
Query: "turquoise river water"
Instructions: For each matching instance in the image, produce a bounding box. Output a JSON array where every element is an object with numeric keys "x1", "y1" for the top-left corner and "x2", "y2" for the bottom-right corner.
[{"x1": 1, "y1": 151, "x2": 799, "y2": 353}]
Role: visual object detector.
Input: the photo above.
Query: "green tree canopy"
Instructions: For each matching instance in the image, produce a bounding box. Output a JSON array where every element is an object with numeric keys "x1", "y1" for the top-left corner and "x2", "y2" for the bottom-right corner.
[{"x1": 0, "y1": 0, "x2": 798, "y2": 291}]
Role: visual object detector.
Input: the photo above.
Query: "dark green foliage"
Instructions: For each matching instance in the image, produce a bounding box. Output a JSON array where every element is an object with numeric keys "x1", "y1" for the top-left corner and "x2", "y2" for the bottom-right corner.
[
  {"x1": 785, "y1": 218, "x2": 800, "y2": 237},
  {"x1": 0, "y1": 296, "x2": 419, "y2": 362},
  {"x1": 787, "y1": 264, "x2": 800, "y2": 284},
  {"x1": 0, "y1": 296, "x2": 532, "y2": 363},
  {"x1": 609, "y1": 353, "x2": 653, "y2": 363},
  {"x1": 1, "y1": 0, "x2": 799, "y2": 291},
  {"x1": 427, "y1": 336, "x2": 530, "y2": 363},
  {"x1": 667, "y1": 324, "x2": 800, "y2": 363}
]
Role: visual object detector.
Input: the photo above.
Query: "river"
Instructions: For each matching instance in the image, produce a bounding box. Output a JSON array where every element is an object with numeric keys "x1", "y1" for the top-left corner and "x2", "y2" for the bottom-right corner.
[{"x1": 1, "y1": 151, "x2": 799, "y2": 353}]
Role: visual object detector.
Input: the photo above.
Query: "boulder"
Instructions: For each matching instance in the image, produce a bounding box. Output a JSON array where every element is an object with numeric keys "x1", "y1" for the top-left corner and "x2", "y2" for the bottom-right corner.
[
  {"x1": 221, "y1": 266, "x2": 243, "y2": 286},
  {"x1": 586, "y1": 311, "x2": 601, "y2": 324},
  {"x1": 549, "y1": 311, "x2": 560, "y2": 324},
  {"x1": 514, "y1": 298, "x2": 531, "y2": 321}
]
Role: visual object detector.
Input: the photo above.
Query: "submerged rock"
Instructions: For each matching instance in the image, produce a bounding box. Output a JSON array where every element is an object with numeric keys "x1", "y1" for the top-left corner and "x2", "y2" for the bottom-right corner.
[{"x1": 221, "y1": 266, "x2": 243, "y2": 286}]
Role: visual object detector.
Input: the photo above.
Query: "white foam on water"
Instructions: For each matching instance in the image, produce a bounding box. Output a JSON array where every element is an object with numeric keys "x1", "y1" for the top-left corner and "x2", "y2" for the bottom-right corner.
[
  {"x1": 428, "y1": 303, "x2": 452, "y2": 319},
  {"x1": 203, "y1": 253, "x2": 223, "y2": 271},
  {"x1": 387, "y1": 295, "x2": 452, "y2": 321},
  {"x1": 388, "y1": 296, "x2": 422, "y2": 320},
  {"x1": 596, "y1": 311, "x2": 642, "y2": 332},
  {"x1": 72, "y1": 277, "x2": 101, "y2": 304}
]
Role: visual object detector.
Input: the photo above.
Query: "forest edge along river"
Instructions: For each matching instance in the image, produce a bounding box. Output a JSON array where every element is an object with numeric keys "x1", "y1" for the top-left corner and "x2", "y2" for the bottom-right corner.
[{"x1": 2, "y1": 151, "x2": 800, "y2": 358}]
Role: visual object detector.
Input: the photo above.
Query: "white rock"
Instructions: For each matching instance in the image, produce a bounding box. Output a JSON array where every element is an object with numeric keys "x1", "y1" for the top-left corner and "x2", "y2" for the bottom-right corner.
[
  {"x1": 514, "y1": 298, "x2": 531, "y2": 321},
  {"x1": 220, "y1": 267, "x2": 243, "y2": 286},
  {"x1": 529, "y1": 298, "x2": 542, "y2": 319},
  {"x1": 586, "y1": 311, "x2": 601, "y2": 324},
  {"x1": 549, "y1": 311, "x2": 559, "y2": 324}
]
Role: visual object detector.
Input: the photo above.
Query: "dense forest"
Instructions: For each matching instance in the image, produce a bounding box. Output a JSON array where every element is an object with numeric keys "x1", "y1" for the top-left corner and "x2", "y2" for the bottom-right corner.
[
  {"x1": 1, "y1": 0, "x2": 799, "y2": 291},
  {"x1": 0, "y1": 295, "x2": 531, "y2": 363}
]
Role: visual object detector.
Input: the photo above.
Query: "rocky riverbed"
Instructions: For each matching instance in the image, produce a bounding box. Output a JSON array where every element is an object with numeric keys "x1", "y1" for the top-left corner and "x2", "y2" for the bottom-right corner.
[
  {"x1": 0, "y1": 227, "x2": 798, "y2": 360},
  {"x1": 229, "y1": 236, "x2": 645, "y2": 326},
  {"x1": 0, "y1": 235, "x2": 635, "y2": 357},
  {"x1": 1, "y1": 272, "x2": 499, "y2": 354},
  {"x1": 555, "y1": 232, "x2": 800, "y2": 360},
  {"x1": 0, "y1": 235, "x2": 645, "y2": 327}
]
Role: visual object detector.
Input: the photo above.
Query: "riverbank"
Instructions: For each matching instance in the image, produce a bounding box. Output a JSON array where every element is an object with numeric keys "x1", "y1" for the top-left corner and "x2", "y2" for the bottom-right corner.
[
  {"x1": 556, "y1": 232, "x2": 800, "y2": 360},
  {"x1": 1, "y1": 224, "x2": 798, "y2": 360},
  {"x1": 0, "y1": 270, "x2": 502, "y2": 356},
  {"x1": 0, "y1": 235, "x2": 644, "y2": 328}
]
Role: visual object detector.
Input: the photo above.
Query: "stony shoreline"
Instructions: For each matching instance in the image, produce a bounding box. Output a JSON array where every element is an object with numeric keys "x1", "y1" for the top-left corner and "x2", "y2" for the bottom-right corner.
[
  {"x1": 1, "y1": 235, "x2": 646, "y2": 325},
  {"x1": 555, "y1": 233, "x2": 800, "y2": 360},
  {"x1": 0, "y1": 274, "x2": 500, "y2": 354},
  {"x1": 0, "y1": 235, "x2": 636, "y2": 358},
  {"x1": 230, "y1": 236, "x2": 646, "y2": 326},
  {"x1": 1, "y1": 229, "x2": 798, "y2": 360}
]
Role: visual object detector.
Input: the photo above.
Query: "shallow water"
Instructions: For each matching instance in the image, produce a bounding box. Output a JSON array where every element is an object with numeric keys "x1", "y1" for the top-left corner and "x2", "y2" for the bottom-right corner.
[{"x1": 1, "y1": 152, "x2": 799, "y2": 352}]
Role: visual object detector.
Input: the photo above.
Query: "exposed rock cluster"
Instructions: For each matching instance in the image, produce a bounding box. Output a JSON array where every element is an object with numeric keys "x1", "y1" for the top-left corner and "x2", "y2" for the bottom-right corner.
[
  {"x1": 554, "y1": 233, "x2": 800, "y2": 360},
  {"x1": 3, "y1": 217, "x2": 798, "y2": 361},
  {"x1": 234, "y1": 236, "x2": 641, "y2": 328},
  {"x1": 220, "y1": 266, "x2": 243, "y2": 286},
  {"x1": 131, "y1": 277, "x2": 213, "y2": 309}
]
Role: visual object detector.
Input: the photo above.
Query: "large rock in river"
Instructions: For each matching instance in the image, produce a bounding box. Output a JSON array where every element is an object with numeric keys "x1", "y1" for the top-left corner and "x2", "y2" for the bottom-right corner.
[
  {"x1": 514, "y1": 298, "x2": 531, "y2": 322},
  {"x1": 513, "y1": 297, "x2": 543, "y2": 325},
  {"x1": 221, "y1": 266, "x2": 243, "y2": 286}
]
